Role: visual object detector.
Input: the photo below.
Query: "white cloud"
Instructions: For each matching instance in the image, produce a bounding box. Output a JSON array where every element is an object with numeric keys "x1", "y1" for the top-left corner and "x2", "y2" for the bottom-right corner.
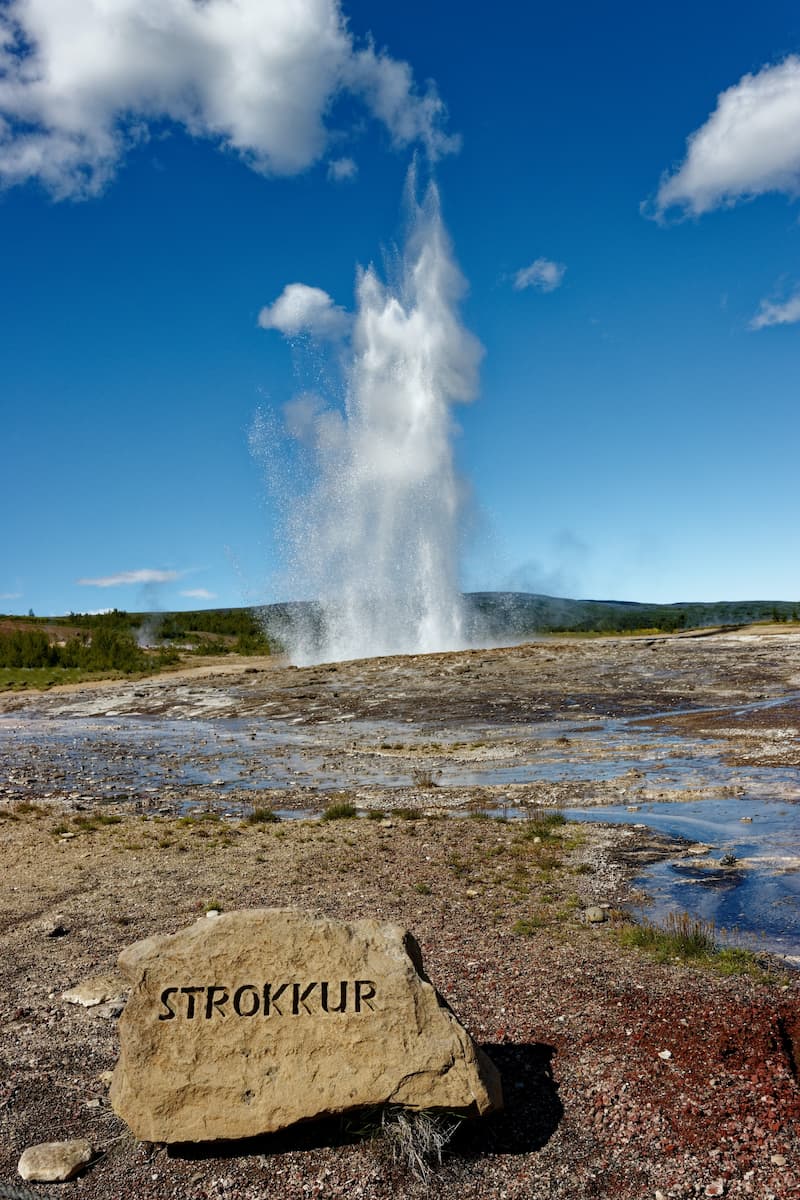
[
  {"x1": 513, "y1": 258, "x2": 566, "y2": 293},
  {"x1": 258, "y1": 283, "x2": 350, "y2": 339},
  {"x1": 749, "y1": 291, "x2": 800, "y2": 330},
  {"x1": 0, "y1": 0, "x2": 455, "y2": 198},
  {"x1": 0, "y1": 590, "x2": 22, "y2": 600},
  {"x1": 180, "y1": 587, "x2": 216, "y2": 599},
  {"x1": 328, "y1": 156, "x2": 358, "y2": 182},
  {"x1": 655, "y1": 56, "x2": 800, "y2": 217},
  {"x1": 77, "y1": 568, "x2": 182, "y2": 587}
]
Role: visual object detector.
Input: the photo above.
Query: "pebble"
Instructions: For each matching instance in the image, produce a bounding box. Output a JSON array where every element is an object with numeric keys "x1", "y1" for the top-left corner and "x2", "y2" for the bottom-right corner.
[
  {"x1": 657, "y1": 1049, "x2": 672, "y2": 1060},
  {"x1": 62, "y1": 974, "x2": 125, "y2": 1008},
  {"x1": 704, "y1": 1180, "x2": 725, "y2": 1197},
  {"x1": 771, "y1": 1154, "x2": 787, "y2": 1166},
  {"x1": 18, "y1": 1139, "x2": 93, "y2": 1182},
  {"x1": 584, "y1": 906, "x2": 606, "y2": 923}
]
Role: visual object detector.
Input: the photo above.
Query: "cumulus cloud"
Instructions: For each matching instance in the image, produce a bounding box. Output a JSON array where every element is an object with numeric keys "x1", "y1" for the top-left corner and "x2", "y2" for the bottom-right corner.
[
  {"x1": 0, "y1": 0, "x2": 455, "y2": 198},
  {"x1": 328, "y1": 156, "x2": 358, "y2": 182},
  {"x1": 180, "y1": 587, "x2": 216, "y2": 599},
  {"x1": 749, "y1": 291, "x2": 800, "y2": 330},
  {"x1": 258, "y1": 283, "x2": 351, "y2": 339},
  {"x1": 77, "y1": 568, "x2": 182, "y2": 587},
  {"x1": 654, "y1": 56, "x2": 800, "y2": 217},
  {"x1": 512, "y1": 258, "x2": 566, "y2": 293}
]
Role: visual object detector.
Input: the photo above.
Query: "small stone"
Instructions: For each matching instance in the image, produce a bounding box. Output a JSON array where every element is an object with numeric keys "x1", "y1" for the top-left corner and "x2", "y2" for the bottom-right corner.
[
  {"x1": 687, "y1": 843, "x2": 714, "y2": 856},
  {"x1": 62, "y1": 974, "x2": 125, "y2": 1008},
  {"x1": 92, "y1": 999, "x2": 125, "y2": 1019},
  {"x1": 584, "y1": 907, "x2": 606, "y2": 923},
  {"x1": 771, "y1": 1154, "x2": 787, "y2": 1167},
  {"x1": 658, "y1": 1049, "x2": 672, "y2": 1060},
  {"x1": 18, "y1": 1139, "x2": 93, "y2": 1182},
  {"x1": 704, "y1": 1180, "x2": 725, "y2": 1197}
]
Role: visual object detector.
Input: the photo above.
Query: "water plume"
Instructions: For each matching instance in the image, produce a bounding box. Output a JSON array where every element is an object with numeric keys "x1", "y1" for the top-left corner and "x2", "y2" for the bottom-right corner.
[{"x1": 261, "y1": 171, "x2": 482, "y2": 665}]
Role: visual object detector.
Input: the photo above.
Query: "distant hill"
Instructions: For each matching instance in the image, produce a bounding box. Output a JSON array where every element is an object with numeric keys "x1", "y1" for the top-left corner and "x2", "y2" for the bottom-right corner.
[
  {"x1": 461, "y1": 592, "x2": 799, "y2": 639},
  {"x1": 253, "y1": 593, "x2": 799, "y2": 650}
]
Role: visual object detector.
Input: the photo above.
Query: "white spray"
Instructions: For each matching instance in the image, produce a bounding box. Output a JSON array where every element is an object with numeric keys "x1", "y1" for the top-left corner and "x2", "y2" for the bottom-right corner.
[{"x1": 263, "y1": 173, "x2": 482, "y2": 665}]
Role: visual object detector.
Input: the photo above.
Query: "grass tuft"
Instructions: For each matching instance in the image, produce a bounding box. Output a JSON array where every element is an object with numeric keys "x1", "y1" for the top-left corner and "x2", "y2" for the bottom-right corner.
[
  {"x1": 321, "y1": 801, "x2": 358, "y2": 821},
  {"x1": 617, "y1": 910, "x2": 768, "y2": 977},
  {"x1": 379, "y1": 1108, "x2": 461, "y2": 1184},
  {"x1": 245, "y1": 806, "x2": 280, "y2": 825}
]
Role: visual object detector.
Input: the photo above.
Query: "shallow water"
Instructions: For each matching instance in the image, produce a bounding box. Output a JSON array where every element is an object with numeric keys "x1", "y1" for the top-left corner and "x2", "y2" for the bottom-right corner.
[
  {"x1": 2, "y1": 701, "x2": 798, "y2": 957},
  {"x1": 564, "y1": 798, "x2": 800, "y2": 961}
]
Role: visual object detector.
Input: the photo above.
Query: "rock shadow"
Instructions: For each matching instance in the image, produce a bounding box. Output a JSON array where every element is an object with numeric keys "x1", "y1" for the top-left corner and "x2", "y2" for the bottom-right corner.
[
  {"x1": 167, "y1": 1041, "x2": 561, "y2": 1164},
  {"x1": 167, "y1": 1114, "x2": 376, "y2": 1161},
  {"x1": 451, "y1": 1042, "x2": 562, "y2": 1156}
]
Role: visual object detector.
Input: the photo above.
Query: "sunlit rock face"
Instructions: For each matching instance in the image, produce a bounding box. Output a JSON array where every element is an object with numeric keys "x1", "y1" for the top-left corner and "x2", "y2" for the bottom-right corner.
[{"x1": 110, "y1": 908, "x2": 502, "y2": 1143}]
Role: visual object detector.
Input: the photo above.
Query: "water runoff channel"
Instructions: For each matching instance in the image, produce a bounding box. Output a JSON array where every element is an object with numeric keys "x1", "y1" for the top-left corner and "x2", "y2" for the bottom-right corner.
[{"x1": 2, "y1": 691, "x2": 799, "y2": 963}]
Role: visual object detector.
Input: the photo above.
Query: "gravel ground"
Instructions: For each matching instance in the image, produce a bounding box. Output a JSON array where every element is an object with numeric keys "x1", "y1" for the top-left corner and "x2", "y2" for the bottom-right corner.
[{"x1": 0, "y1": 805, "x2": 798, "y2": 1200}]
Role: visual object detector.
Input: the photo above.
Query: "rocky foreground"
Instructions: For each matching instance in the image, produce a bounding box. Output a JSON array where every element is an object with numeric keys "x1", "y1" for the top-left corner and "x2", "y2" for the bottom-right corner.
[
  {"x1": 1, "y1": 631, "x2": 800, "y2": 1198},
  {"x1": 0, "y1": 803, "x2": 798, "y2": 1200}
]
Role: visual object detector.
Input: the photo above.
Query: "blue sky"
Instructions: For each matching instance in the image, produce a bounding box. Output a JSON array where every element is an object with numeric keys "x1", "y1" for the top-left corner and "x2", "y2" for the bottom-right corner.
[{"x1": 2, "y1": 0, "x2": 799, "y2": 615}]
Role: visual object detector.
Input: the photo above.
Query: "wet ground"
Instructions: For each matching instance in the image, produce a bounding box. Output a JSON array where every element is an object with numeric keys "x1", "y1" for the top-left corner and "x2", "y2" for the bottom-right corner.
[{"x1": 2, "y1": 629, "x2": 799, "y2": 958}]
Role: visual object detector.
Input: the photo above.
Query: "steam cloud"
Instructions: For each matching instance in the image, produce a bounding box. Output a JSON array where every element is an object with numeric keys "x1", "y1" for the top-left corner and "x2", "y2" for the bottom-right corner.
[{"x1": 258, "y1": 285, "x2": 351, "y2": 340}]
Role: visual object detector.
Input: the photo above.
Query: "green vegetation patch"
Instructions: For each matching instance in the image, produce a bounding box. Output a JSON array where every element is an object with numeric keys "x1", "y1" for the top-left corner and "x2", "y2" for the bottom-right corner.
[
  {"x1": 518, "y1": 809, "x2": 568, "y2": 841},
  {"x1": 245, "y1": 807, "x2": 280, "y2": 825},
  {"x1": 617, "y1": 911, "x2": 768, "y2": 978},
  {"x1": 321, "y1": 801, "x2": 358, "y2": 821}
]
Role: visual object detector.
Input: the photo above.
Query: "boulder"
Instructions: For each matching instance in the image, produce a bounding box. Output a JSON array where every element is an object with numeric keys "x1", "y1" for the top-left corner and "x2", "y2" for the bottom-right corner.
[
  {"x1": 18, "y1": 1139, "x2": 93, "y2": 1182},
  {"x1": 110, "y1": 909, "x2": 502, "y2": 1143}
]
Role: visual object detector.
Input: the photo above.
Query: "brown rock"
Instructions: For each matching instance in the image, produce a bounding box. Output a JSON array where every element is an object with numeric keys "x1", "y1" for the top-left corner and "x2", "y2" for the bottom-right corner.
[
  {"x1": 110, "y1": 909, "x2": 502, "y2": 1143},
  {"x1": 18, "y1": 1139, "x2": 93, "y2": 1182}
]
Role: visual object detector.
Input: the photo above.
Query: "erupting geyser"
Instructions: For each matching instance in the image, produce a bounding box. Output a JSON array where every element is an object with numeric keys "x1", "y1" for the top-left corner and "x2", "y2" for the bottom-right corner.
[{"x1": 260, "y1": 172, "x2": 482, "y2": 665}]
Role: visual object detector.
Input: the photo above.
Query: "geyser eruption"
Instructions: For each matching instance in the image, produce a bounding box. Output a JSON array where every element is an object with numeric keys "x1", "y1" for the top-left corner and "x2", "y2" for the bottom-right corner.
[{"x1": 263, "y1": 174, "x2": 482, "y2": 665}]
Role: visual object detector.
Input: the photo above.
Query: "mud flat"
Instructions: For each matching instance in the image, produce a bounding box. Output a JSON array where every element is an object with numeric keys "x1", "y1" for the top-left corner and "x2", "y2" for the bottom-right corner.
[{"x1": 1, "y1": 630, "x2": 800, "y2": 1197}]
